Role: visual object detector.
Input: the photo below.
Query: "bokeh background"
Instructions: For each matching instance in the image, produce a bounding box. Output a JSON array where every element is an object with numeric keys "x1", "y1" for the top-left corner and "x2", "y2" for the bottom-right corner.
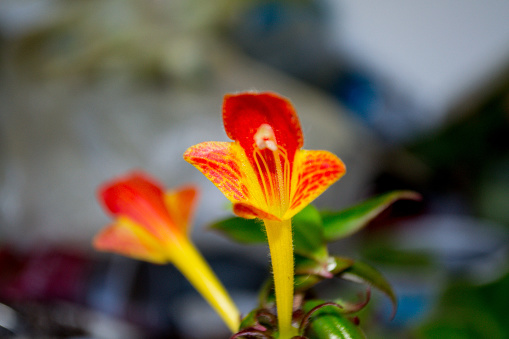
[{"x1": 0, "y1": 0, "x2": 508, "y2": 338}]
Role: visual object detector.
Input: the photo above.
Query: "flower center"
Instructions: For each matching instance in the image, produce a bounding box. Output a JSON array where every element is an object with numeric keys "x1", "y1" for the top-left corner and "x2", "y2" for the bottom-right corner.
[
  {"x1": 254, "y1": 124, "x2": 278, "y2": 151},
  {"x1": 252, "y1": 124, "x2": 291, "y2": 217}
]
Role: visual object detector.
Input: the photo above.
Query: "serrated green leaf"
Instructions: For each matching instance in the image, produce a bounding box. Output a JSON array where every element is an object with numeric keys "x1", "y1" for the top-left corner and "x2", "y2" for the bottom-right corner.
[
  {"x1": 302, "y1": 300, "x2": 366, "y2": 339},
  {"x1": 339, "y1": 259, "x2": 397, "y2": 317},
  {"x1": 209, "y1": 216, "x2": 266, "y2": 244},
  {"x1": 293, "y1": 205, "x2": 328, "y2": 260},
  {"x1": 322, "y1": 190, "x2": 421, "y2": 241}
]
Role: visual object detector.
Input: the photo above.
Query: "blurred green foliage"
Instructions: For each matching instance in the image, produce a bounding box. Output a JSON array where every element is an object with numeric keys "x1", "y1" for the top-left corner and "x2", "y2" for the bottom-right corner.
[{"x1": 415, "y1": 271, "x2": 509, "y2": 338}]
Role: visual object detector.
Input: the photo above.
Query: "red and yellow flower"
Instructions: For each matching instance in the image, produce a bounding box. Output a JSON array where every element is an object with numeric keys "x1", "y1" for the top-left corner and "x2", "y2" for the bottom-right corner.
[
  {"x1": 184, "y1": 92, "x2": 346, "y2": 338},
  {"x1": 93, "y1": 171, "x2": 240, "y2": 332},
  {"x1": 184, "y1": 93, "x2": 345, "y2": 222}
]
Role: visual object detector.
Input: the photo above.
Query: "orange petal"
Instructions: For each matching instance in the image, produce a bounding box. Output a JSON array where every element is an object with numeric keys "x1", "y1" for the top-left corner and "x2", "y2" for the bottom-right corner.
[
  {"x1": 285, "y1": 150, "x2": 346, "y2": 219},
  {"x1": 164, "y1": 186, "x2": 199, "y2": 235},
  {"x1": 93, "y1": 217, "x2": 168, "y2": 264},
  {"x1": 233, "y1": 203, "x2": 280, "y2": 221},
  {"x1": 183, "y1": 141, "x2": 253, "y2": 203}
]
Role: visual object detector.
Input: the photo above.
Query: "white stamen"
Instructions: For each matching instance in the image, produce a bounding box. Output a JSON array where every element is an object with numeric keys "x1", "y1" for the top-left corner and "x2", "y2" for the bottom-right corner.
[{"x1": 254, "y1": 124, "x2": 278, "y2": 151}]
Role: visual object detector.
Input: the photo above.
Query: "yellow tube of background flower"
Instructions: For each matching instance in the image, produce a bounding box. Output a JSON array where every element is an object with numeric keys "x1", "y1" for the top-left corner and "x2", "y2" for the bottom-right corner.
[{"x1": 167, "y1": 236, "x2": 240, "y2": 333}]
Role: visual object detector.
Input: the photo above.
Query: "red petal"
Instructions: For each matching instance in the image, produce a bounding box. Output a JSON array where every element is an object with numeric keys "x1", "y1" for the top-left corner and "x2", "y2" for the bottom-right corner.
[
  {"x1": 222, "y1": 92, "x2": 303, "y2": 165},
  {"x1": 98, "y1": 171, "x2": 177, "y2": 238}
]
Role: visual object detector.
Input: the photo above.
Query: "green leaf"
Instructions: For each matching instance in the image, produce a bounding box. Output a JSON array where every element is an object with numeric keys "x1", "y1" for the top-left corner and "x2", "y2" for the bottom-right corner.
[
  {"x1": 295, "y1": 255, "x2": 333, "y2": 277},
  {"x1": 415, "y1": 271, "x2": 509, "y2": 338},
  {"x1": 238, "y1": 308, "x2": 277, "y2": 332},
  {"x1": 329, "y1": 257, "x2": 356, "y2": 275},
  {"x1": 339, "y1": 259, "x2": 397, "y2": 317},
  {"x1": 210, "y1": 205, "x2": 329, "y2": 261},
  {"x1": 362, "y1": 245, "x2": 433, "y2": 268},
  {"x1": 209, "y1": 216, "x2": 266, "y2": 244},
  {"x1": 302, "y1": 300, "x2": 366, "y2": 339},
  {"x1": 294, "y1": 256, "x2": 354, "y2": 292},
  {"x1": 257, "y1": 279, "x2": 275, "y2": 309},
  {"x1": 295, "y1": 275, "x2": 323, "y2": 293},
  {"x1": 322, "y1": 190, "x2": 421, "y2": 241},
  {"x1": 238, "y1": 309, "x2": 259, "y2": 330},
  {"x1": 292, "y1": 205, "x2": 328, "y2": 260}
]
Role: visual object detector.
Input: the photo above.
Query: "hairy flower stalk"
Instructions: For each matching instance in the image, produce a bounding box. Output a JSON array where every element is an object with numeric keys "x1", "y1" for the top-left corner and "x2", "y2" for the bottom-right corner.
[
  {"x1": 93, "y1": 172, "x2": 240, "y2": 332},
  {"x1": 264, "y1": 218, "x2": 296, "y2": 338},
  {"x1": 184, "y1": 92, "x2": 345, "y2": 338}
]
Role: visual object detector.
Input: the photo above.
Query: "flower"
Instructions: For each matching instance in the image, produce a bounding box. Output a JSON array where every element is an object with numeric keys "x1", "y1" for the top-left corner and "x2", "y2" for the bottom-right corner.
[
  {"x1": 93, "y1": 171, "x2": 196, "y2": 263},
  {"x1": 93, "y1": 171, "x2": 240, "y2": 332},
  {"x1": 184, "y1": 92, "x2": 345, "y2": 338},
  {"x1": 183, "y1": 92, "x2": 345, "y2": 222}
]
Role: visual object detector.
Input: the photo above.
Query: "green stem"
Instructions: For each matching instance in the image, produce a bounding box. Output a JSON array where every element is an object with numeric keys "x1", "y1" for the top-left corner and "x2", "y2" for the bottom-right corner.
[
  {"x1": 263, "y1": 219, "x2": 298, "y2": 339},
  {"x1": 168, "y1": 237, "x2": 240, "y2": 333}
]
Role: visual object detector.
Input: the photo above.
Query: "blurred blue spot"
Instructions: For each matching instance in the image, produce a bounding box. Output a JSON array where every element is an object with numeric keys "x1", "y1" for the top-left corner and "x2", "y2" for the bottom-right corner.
[{"x1": 331, "y1": 72, "x2": 379, "y2": 121}]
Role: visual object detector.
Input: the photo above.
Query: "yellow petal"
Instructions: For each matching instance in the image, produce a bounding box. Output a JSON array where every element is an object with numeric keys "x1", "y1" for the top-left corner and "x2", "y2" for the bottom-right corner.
[
  {"x1": 184, "y1": 141, "x2": 270, "y2": 210},
  {"x1": 284, "y1": 149, "x2": 346, "y2": 220},
  {"x1": 93, "y1": 216, "x2": 168, "y2": 264}
]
